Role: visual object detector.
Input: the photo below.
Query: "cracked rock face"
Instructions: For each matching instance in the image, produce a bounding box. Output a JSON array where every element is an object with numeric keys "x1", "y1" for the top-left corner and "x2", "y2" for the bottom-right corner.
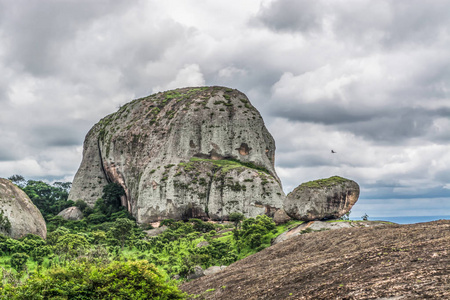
[
  {"x1": 69, "y1": 86, "x2": 285, "y2": 223},
  {"x1": 284, "y1": 176, "x2": 359, "y2": 221},
  {"x1": 0, "y1": 178, "x2": 47, "y2": 239}
]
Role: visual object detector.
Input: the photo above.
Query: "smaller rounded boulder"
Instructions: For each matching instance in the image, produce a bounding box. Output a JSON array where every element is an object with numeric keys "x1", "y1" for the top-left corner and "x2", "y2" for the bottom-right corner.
[
  {"x1": 284, "y1": 176, "x2": 359, "y2": 221},
  {"x1": 0, "y1": 178, "x2": 47, "y2": 239},
  {"x1": 57, "y1": 206, "x2": 84, "y2": 221}
]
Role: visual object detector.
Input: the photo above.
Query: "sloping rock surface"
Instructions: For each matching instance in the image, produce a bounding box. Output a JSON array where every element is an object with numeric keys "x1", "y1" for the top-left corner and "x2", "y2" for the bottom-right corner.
[
  {"x1": 69, "y1": 87, "x2": 285, "y2": 223},
  {"x1": 181, "y1": 220, "x2": 450, "y2": 299},
  {"x1": 57, "y1": 206, "x2": 83, "y2": 221},
  {"x1": 272, "y1": 220, "x2": 388, "y2": 245},
  {"x1": 0, "y1": 178, "x2": 47, "y2": 239},
  {"x1": 284, "y1": 176, "x2": 359, "y2": 221}
]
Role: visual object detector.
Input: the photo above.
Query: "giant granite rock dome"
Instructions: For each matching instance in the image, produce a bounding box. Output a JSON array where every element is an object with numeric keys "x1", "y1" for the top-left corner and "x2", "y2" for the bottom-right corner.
[
  {"x1": 0, "y1": 178, "x2": 47, "y2": 239},
  {"x1": 69, "y1": 87, "x2": 285, "y2": 223}
]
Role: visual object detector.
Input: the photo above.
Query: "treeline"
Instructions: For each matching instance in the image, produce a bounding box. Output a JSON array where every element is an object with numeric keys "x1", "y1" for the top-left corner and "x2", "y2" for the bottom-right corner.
[{"x1": 8, "y1": 175, "x2": 73, "y2": 220}]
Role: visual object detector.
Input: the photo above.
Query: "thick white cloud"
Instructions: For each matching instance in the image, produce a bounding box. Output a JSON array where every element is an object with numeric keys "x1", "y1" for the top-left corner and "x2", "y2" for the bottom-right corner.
[
  {"x1": 153, "y1": 64, "x2": 205, "y2": 93},
  {"x1": 0, "y1": 0, "x2": 449, "y2": 217}
]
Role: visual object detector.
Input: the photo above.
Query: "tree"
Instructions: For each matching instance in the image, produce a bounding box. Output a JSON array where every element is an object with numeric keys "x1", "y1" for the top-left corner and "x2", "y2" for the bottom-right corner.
[
  {"x1": 109, "y1": 218, "x2": 135, "y2": 250},
  {"x1": 53, "y1": 181, "x2": 72, "y2": 192},
  {"x1": 229, "y1": 212, "x2": 244, "y2": 229},
  {"x1": 8, "y1": 175, "x2": 26, "y2": 187},
  {"x1": 21, "y1": 179, "x2": 73, "y2": 218},
  {"x1": 102, "y1": 182, "x2": 125, "y2": 209}
]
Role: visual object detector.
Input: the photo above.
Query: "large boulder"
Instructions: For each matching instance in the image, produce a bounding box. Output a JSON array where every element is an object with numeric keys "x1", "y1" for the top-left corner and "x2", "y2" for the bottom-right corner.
[
  {"x1": 284, "y1": 176, "x2": 359, "y2": 221},
  {"x1": 0, "y1": 178, "x2": 47, "y2": 239},
  {"x1": 57, "y1": 206, "x2": 83, "y2": 221},
  {"x1": 69, "y1": 87, "x2": 285, "y2": 223}
]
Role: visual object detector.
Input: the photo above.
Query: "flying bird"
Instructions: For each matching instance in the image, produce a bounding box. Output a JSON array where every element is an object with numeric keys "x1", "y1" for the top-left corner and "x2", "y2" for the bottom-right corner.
[{"x1": 331, "y1": 150, "x2": 336, "y2": 153}]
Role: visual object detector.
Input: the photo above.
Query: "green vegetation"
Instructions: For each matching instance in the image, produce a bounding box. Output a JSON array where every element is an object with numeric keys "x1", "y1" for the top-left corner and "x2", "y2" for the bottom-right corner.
[
  {"x1": 0, "y1": 210, "x2": 11, "y2": 234},
  {"x1": 229, "y1": 212, "x2": 244, "y2": 229},
  {"x1": 8, "y1": 176, "x2": 73, "y2": 221},
  {"x1": 180, "y1": 157, "x2": 270, "y2": 175},
  {"x1": 1, "y1": 260, "x2": 185, "y2": 299},
  {"x1": 1, "y1": 175, "x2": 303, "y2": 298},
  {"x1": 297, "y1": 176, "x2": 349, "y2": 190}
]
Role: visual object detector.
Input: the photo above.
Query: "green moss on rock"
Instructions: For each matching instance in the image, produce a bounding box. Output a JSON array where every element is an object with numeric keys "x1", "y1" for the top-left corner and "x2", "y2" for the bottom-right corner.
[{"x1": 297, "y1": 176, "x2": 351, "y2": 190}]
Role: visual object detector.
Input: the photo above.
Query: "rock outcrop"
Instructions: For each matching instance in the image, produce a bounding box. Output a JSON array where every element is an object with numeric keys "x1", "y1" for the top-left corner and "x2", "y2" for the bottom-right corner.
[
  {"x1": 57, "y1": 206, "x2": 83, "y2": 221},
  {"x1": 69, "y1": 87, "x2": 285, "y2": 223},
  {"x1": 272, "y1": 208, "x2": 291, "y2": 225},
  {"x1": 284, "y1": 176, "x2": 359, "y2": 221},
  {"x1": 181, "y1": 220, "x2": 450, "y2": 299},
  {"x1": 0, "y1": 178, "x2": 47, "y2": 239}
]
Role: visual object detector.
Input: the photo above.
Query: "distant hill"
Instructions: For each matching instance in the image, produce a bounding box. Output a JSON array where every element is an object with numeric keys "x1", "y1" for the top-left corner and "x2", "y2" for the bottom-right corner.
[{"x1": 181, "y1": 220, "x2": 450, "y2": 299}]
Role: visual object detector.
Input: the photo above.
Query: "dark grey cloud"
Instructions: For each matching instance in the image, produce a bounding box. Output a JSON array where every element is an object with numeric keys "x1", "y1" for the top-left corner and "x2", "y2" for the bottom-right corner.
[
  {"x1": 255, "y1": 0, "x2": 450, "y2": 49},
  {"x1": 0, "y1": 0, "x2": 131, "y2": 76},
  {"x1": 253, "y1": 0, "x2": 323, "y2": 34},
  {"x1": 0, "y1": 0, "x2": 448, "y2": 218},
  {"x1": 29, "y1": 125, "x2": 83, "y2": 147}
]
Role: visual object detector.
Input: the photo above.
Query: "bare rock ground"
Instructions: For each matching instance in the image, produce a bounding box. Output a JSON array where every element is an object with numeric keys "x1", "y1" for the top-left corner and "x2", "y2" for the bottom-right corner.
[
  {"x1": 272, "y1": 220, "x2": 388, "y2": 245},
  {"x1": 181, "y1": 220, "x2": 449, "y2": 299}
]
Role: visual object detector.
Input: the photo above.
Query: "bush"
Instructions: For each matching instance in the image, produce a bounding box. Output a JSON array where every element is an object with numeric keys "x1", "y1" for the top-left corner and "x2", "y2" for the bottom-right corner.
[
  {"x1": 55, "y1": 233, "x2": 90, "y2": 257},
  {"x1": 87, "y1": 212, "x2": 108, "y2": 224},
  {"x1": 10, "y1": 253, "x2": 29, "y2": 272},
  {"x1": 75, "y1": 199, "x2": 88, "y2": 211},
  {"x1": 189, "y1": 218, "x2": 215, "y2": 233},
  {"x1": 1, "y1": 260, "x2": 186, "y2": 299},
  {"x1": 108, "y1": 218, "x2": 135, "y2": 250},
  {"x1": 30, "y1": 246, "x2": 52, "y2": 265},
  {"x1": 160, "y1": 219, "x2": 175, "y2": 227},
  {"x1": 233, "y1": 215, "x2": 277, "y2": 251}
]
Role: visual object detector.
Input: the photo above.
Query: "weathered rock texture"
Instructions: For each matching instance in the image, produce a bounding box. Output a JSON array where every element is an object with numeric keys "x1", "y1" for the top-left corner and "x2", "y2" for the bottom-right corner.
[
  {"x1": 284, "y1": 176, "x2": 359, "y2": 221},
  {"x1": 272, "y1": 220, "x2": 388, "y2": 245},
  {"x1": 0, "y1": 178, "x2": 47, "y2": 239},
  {"x1": 272, "y1": 208, "x2": 291, "y2": 225},
  {"x1": 57, "y1": 206, "x2": 83, "y2": 221},
  {"x1": 69, "y1": 87, "x2": 285, "y2": 223},
  {"x1": 181, "y1": 220, "x2": 450, "y2": 299}
]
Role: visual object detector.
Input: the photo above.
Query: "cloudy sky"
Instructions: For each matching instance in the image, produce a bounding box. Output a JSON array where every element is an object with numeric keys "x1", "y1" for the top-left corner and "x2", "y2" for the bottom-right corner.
[{"x1": 1, "y1": 0, "x2": 450, "y2": 218}]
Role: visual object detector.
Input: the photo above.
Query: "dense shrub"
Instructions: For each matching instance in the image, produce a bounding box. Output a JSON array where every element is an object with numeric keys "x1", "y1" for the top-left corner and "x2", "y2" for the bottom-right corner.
[
  {"x1": 55, "y1": 234, "x2": 90, "y2": 257},
  {"x1": 1, "y1": 260, "x2": 186, "y2": 299},
  {"x1": 233, "y1": 215, "x2": 277, "y2": 253},
  {"x1": 10, "y1": 253, "x2": 29, "y2": 272}
]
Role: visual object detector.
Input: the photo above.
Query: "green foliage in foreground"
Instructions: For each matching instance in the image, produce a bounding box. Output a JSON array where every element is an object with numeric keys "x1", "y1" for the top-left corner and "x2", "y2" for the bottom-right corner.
[
  {"x1": 0, "y1": 214, "x2": 301, "y2": 298},
  {"x1": 0, "y1": 260, "x2": 186, "y2": 300},
  {"x1": 3, "y1": 175, "x2": 304, "y2": 298}
]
